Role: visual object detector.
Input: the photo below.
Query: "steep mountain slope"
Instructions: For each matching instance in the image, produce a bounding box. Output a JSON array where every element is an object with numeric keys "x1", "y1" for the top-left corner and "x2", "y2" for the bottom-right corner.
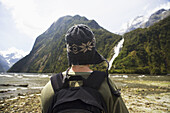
[
  {"x1": 125, "y1": 16, "x2": 148, "y2": 33},
  {"x1": 0, "y1": 63, "x2": 5, "y2": 72},
  {"x1": 111, "y1": 16, "x2": 170, "y2": 75},
  {"x1": 0, "y1": 55, "x2": 9, "y2": 72},
  {"x1": 9, "y1": 15, "x2": 122, "y2": 73},
  {"x1": 119, "y1": 8, "x2": 170, "y2": 34},
  {"x1": 144, "y1": 9, "x2": 170, "y2": 27}
]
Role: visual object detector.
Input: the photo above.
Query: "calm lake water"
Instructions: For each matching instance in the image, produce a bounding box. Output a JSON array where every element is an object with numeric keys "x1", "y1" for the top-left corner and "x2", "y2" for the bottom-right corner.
[{"x1": 0, "y1": 73, "x2": 169, "y2": 99}]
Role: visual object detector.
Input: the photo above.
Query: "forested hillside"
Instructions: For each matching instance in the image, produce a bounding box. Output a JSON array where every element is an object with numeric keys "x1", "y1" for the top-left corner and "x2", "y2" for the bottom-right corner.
[
  {"x1": 8, "y1": 15, "x2": 121, "y2": 73},
  {"x1": 110, "y1": 16, "x2": 170, "y2": 75}
]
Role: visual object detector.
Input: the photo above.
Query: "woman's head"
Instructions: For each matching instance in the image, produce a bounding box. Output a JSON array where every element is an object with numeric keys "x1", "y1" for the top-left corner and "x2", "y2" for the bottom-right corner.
[{"x1": 65, "y1": 24, "x2": 105, "y2": 66}]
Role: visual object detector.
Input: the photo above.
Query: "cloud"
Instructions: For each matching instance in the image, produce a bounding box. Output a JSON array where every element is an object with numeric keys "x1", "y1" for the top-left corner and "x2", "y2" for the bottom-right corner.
[
  {"x1": 1, "y1": 0, "x2": 170, "y2": 40},
  {"x1": 1, "y1": 0, "x2": 49, "y2": 39},
  {"x1": 143, "y1": 4, "x2": 150, "y2": 11},
  {"x1": 118, "y1": 1, "x2": 170, "y2": 33},
  {"x1": 0, "y1": 47, "x2": 29, "y2": 58},
  {"x1": 146, "y1": 1, "x2": 170, "y2": 16}
]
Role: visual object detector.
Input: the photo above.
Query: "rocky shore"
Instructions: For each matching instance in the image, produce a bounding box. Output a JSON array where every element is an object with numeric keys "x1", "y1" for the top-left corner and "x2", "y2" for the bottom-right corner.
[
  {"x1": 122, "y1": 88, "x2": 170, "y2": 113},
  {"x1": 0, "y1": 76, "x2": 170, "y2": 113},
  {"x1": 0, "y1": 88, "x2": 169, "y2": 113},
  {"x1": 0, "y1": 93, "x2": 41, "y2": 113}
]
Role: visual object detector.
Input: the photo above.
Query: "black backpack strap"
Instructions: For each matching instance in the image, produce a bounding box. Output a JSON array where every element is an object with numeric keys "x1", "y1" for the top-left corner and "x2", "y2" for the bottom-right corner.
[
  {"x1": 50, "y1": 73, "x2": 63, "y2": 93},
  {"x1": 85, "y1": 71, "x2": 121, "y2": 97},
  {"x1": 107, "y1": 77, "x2": 121, "y2": 97},
  {"x1": 84, "y1": 71, "x2": 107, "y2": 89}
]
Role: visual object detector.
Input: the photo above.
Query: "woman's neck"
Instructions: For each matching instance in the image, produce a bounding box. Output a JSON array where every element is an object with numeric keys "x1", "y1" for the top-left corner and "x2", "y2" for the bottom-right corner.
[{"x1": 70, "y1": 65, "x2": 92, "y2": 72}]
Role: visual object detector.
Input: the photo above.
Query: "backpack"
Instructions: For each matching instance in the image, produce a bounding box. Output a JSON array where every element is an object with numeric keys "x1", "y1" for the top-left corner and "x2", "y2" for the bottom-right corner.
[{"x1": 47, "y1": 71, "x2": 109, "y2": 113}]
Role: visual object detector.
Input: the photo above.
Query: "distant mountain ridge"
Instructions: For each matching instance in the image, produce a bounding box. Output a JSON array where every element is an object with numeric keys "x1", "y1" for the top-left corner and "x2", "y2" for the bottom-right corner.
[
  {"x1": 119, "y1": 8, "x2": 170, "y2": 34},
  {"x1": 9, "y1": 15, "x2": 121, "y2": 73},
  {"x1": 144, "y1": 8, "x2": 170, "y2": 27},
  {"x1": 0, "y1": 48, "x2": 28, "y2": 72},
  {"x1": 9, "y1": 9, "x2": 170, "y2": 75},
  {"x1": 111, "y1": 15, "x2": 170, "y2": 75},
  {"x1": 0, "y1": 55, "x2": 9, "y2": 72}
]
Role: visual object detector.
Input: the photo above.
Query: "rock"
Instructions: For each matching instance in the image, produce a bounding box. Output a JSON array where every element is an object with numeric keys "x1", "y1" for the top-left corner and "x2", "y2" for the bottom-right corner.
[
  {"x1": 18, "y1": 93, "x2": 26, "y2": 96},
  {"x1": 0, "y1": 84, "x2": 28, "y2": 87},
  {"x1": 0, "y1": 90, "x2": 8, "y2": 93},
  {"x1": 145, "y1": 102, "x2": 151, "y2": 105},
  {"x1": 155, "y1": 97, "x2": 161, "y2": 99}
]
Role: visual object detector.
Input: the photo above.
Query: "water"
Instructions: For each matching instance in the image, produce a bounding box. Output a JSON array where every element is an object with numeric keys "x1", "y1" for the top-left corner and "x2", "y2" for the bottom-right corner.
[
  {"x1": 110, "y1": 74, "x2": 170, "y2": 94},
  {"x1": 111, "y1": 74, "x2": 169, "y2": 80},
  {"x1": 109, "y1": 38, "x2": 124, "y2": 70},
  {"x1": 0, "y1": 73, "x2": 169, "y2": 100},
  {"x1": 0, "y1": 73, "x2": 50, "y2": 99}
]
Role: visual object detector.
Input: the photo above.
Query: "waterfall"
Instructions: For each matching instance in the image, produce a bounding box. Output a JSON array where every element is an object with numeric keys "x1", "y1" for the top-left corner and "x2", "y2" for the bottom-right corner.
[{"x1": 108, "y1": 37, "x2": 124, "y2": 70}]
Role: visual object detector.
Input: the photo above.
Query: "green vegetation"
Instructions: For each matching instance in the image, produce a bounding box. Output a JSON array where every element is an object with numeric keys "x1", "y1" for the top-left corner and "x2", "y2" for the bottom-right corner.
[
  {"x1": 110, "y1": 16, "x2": 170, "y2": 75},
  {"x1": 9, "y1": 15, "x2": 170, "y2": 75},
  {"x1": 8, "y1": 15, "x2": 121, "y2": 73}
]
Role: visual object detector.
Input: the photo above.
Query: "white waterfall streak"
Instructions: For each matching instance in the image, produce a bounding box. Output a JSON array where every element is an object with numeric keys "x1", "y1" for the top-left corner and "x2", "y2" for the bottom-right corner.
[{"x1": 108, "y1": 38, "x2": 124, "y2": 70}]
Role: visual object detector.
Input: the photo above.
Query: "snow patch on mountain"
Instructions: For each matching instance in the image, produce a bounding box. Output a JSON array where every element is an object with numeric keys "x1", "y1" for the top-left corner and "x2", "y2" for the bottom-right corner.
[
  {"x1": 0, "y1": 47, "x2": 28, "y2": 67},
  {"x1": 127, "y1": 16, "x2": 148, "y2": 32},
  {"x1": 118, "y1": 8, "x2": 170, "y2": 35},
  {"x1": 118, "y1": 15, "x2": 149, "y2": 35}
]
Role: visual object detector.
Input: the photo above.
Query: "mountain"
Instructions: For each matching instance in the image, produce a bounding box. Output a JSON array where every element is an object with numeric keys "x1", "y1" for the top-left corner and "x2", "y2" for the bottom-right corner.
[
  {"x1": 9, "y1": 15, "x2": 122, "y2": 73},
  {"x1": 0, "y1": 64, "x2": 5, "y2": 72},
  {"x1": 124, "y1": 16, "x2": 148, "y2": 33},
  {"x1": 0, "y1": 47, "x2": 28, "y2": 68},
  {"x1": 110, "y1": 15, "x2": 170, "y2": 75},
  {"x1": 119, "y1": 8, "x2": 170, "y2": 34},
  {"x1": 144, "y1": 9, "x2": 170, "y2": 28},
  {"x1": 0, "y1": 54, "x2": 9, "y2": 72}
]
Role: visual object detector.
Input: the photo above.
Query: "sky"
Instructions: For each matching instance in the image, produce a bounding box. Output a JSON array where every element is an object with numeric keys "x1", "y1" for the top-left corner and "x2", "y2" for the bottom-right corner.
[{"x1": 0, "y1": 0, "x2": 170, "y2": 54}]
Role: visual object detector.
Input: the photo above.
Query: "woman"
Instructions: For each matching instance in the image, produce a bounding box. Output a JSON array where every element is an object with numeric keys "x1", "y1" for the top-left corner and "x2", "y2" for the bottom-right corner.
[{"x1": 41, "y1": 24, "x2": 129, "y2": 113}]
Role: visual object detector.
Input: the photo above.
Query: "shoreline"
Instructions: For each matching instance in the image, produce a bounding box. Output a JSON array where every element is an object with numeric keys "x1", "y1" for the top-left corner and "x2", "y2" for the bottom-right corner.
[
  {"x1": 0, "y1": 74, "x2": 170, "y2": 113},
  {"x1": 0, "y1": 87, "x2": 169, "y2": 113},
  {"x1": 121, "y1": 87, "x2": 170, "y2": 113},
  {"x1": 0, "y1": 93, "x2": 41, "y2": 113}
]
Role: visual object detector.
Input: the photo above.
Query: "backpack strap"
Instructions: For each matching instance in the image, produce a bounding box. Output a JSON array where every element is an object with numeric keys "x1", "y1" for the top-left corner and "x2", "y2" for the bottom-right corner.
[
  {"x1": 51, "y1": 71, "x2": 120, "y2": 97},
  {"x1": 84, "y1": 71, "x2": 107, "y2": 89},
  {"x1": 107, "y1": 77, "x2": 121, "y2": 97},
  {"x1": 85, "y1": 71, "x2": 121, "y2": 97},
  {"x1": 50, "y1": 73, "x2": 63, "y2": 93}
]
